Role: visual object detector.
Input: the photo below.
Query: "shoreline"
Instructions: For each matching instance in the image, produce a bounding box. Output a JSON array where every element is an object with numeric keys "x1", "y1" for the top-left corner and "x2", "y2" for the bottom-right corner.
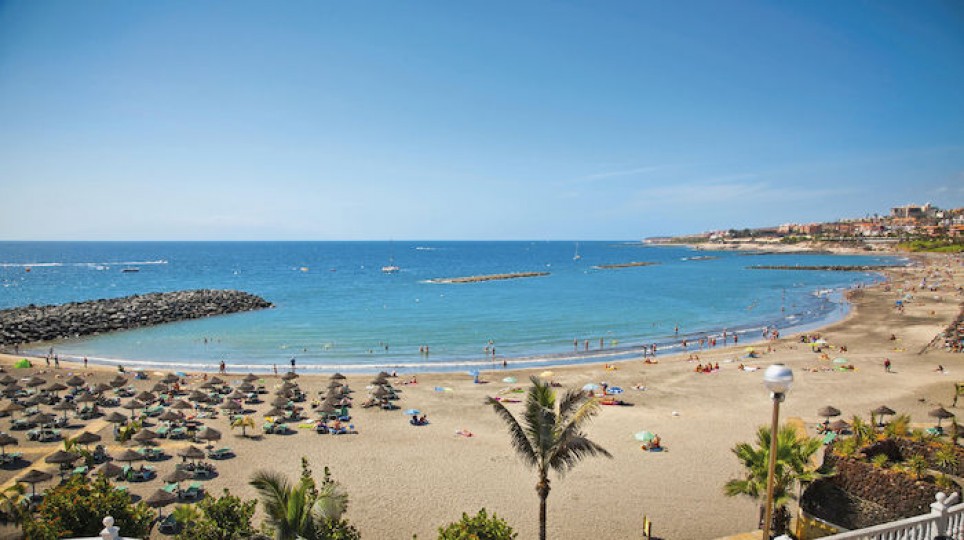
[{"x1": 1, "y1": 252, "x2": 961, "y2": 539}]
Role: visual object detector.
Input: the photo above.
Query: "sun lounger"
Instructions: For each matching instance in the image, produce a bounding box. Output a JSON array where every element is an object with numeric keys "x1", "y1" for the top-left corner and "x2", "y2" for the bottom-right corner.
[
  {"x1": 163, "y1": 482, "x2": 178, "y2": 493},
  {"x1": 208, "y1": 447, "x2": 233, "y2": 460},
  {"x1": 158, "y1": 514, "x2": 178, "y2": 534},
  {"x1": 822, "y1": 432, "x2": 837, "y2": 445},
  {"x1": 72, "y1": 465, "x2": 89, "y2": 476}
]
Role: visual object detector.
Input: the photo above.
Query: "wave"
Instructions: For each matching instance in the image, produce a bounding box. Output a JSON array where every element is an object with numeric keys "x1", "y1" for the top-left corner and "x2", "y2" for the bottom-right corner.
[{"x1": 0, "y1": 260, "x2": 167, "y2": 268}]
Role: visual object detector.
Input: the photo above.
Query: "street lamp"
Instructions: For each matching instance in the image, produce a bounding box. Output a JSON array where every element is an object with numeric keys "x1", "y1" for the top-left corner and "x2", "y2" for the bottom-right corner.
[{"x1": 762, "y1": 364, "x2": 793, "y2": 540}]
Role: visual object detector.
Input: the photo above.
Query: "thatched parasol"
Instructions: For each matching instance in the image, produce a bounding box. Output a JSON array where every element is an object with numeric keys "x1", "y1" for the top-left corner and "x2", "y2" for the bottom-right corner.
[
  {"x1": 44, "y1": 449, "x2": 79, "y2": 465},
  {"x1": 209, "y1": 376, "x2": 226, "y2": 386},
  {"x1": 163, "y1": 469, "x2": 192, "y2": 483},
  {"x1": 94, "y1": 461, "x2": 123, "y2": 479},
  {"x1": 281, "y1": 371, "x2": 299, "y2": 381},
  {"x1": 105, "y1": 411, "x2": 128, "y2": 424},
  {"x1": 828, "y1": 419, "x2": 850, "y2": 432},
  {"x1": 18, "y1": 469, "x2": 53, "y2": 497},
  {"x1": 331, "y1": 372, "x2": 347, "y2": 380},
  {"x1": 237, "y1": 382, "x2": 255, "y2": 393},
  {"x1": 243, "y1": 373, "x2": 259, "y2": 382},
  {"x1": 73, "y1": 431, "x2": 102, "y2": 446},
  {"x1": 110, "y1": 376, "x2": 129, "y2": 388},
  {"x1": 0, "y1": 433, "x2": 18, "y2": 456},
  {"x1": 930, "y1": 406, "x2": 955, "y2": 429},
  {"x1": 151, "y1": 382, "x2": 170, "y2": 393},
  {"x1": 134, "y1": 391, "x2": 155, "y2": 403},
  {"x1": 44, "y1": 382, "x2": 68, "y2": 393},
  {"x1": 177, "y1": 445, "x2": 205, "y2": 460},
  {"x1": 162, "y1": 373, "x2": 181, "y2": 384},
  {"x1": 65, "y1": 375, "x2": 86, "y2": 388},
  {"x1": 0, "y1": 401, "x2": 24, "y2": 416},
  {"x1": 220, "y1": 400, "x2": 242, "y2": 412},
  {"x1": 817, "y1": 406, "x2": 841, "y2": 424},
  {"x1": 0, "y1": 375, "x2": 17, "y2": 386},
  {"x1": 115, "y1": 448, "x2": 145, "y2": 465},
  {"x1": 264, "y1": 407, "x2": 286, "y2": 418},
  {"x1": 195, "y1": 427, "x2": 221, "y2": 442},
  {"x1": 25, "y1": 376, "x2": 46, "y2": 388},
  {"x1": 158, "y1": 410, "x2": 184, "y2": 422},
  {"x1": 74, "y1": 393, "x2": 97, "y2": 404},
  {"x1": 92, "y1": 382, "x2": 112, "y2": 394},
  {"x1": 171, "y1": 399, "x2": 194, "y2": 410},
  {"x1": 132, "y1": 429, "x2": 159, "y2": 444}
]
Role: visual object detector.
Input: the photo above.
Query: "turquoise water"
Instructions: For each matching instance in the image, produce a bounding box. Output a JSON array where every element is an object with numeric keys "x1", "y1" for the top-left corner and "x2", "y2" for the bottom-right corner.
[{"x1": 0, "y1": 241, "x2": 899, "y2": 373}]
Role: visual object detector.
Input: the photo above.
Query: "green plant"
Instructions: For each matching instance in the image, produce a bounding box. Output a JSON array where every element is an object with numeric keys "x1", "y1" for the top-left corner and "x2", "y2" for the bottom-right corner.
[
  {"x1": 724, "y1": 424, "x2": 832, "y2": 537},
  {"x1": 22, "y1": 474, "x2": 153, "y2": 539},
  {"x1": 117, "y1": 418, "x2": 143, "y2": 443},
  {"x1": 850, "y1": 416, "x2": 873, "y2": 447},
  {"x1": 834, "y1": 437, "x2": 859, "y2": 458},
  {"x1": 64, "y1": 436, "x2": 94, "y2": 467},
  {"x1": 437, "y1": 508, "x2": 517, "y2": 540},
  {"x1": 870, "y1": 453, "x2": 889, "y2": 468},
  {"x1": 487, "y1": 375, "x2": 611, "y2": 540},
  {"x1": 911, "y1": 428, "x2": 929, "y2": 443},
  {"x1": 231, "y1": 415, "x2": 256, "y2": 437},
  {"x1": 933, "y1": 445, "x2": 959, "y2": 472},
  {"x1": 175, "y1": 489, "x2": 257, "y2": 540},
  {"x1": 0, "y1": 483, "x2": 27, "y2": 530},
  {"x1": 906, "y1": 454, "x2": 929, "y2": 481},
  {"x1": 249, "y1": 459, "x2": 359, "y2": 540},
  {"x1": 883, "y1": 414, "x2": 911, "y2": 439}
]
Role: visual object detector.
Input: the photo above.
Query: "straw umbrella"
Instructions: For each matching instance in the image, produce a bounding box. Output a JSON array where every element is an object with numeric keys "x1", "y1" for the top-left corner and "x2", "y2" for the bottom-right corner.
[
  {"x1": 25, "y1": 376, "x2": 46, "y2": 389},
  {"x1": 0, "y1": 401, "x2": 24, "y2": 418},
  {"x1": 873, "y1": 405, "x2": 896, "y2": 425},
  {"x1": 209, "y1": 376, "x2": 226, "y2": 386},
  {"x1": 74, "y1": 392, "x2": 97, "y2": 404},
  {"x1": 92, "y1": 382, "x2": 113, "y2": 395},
  {"x1": 238, "y1": 382, "x2": 255, "y2": 393},
  {"x1": 45, "y1": 450, "x2": 80, "y2": 479},
  {"x1": 52, "y1": 400, "x2": 76, "y2": 422},
  {"x1": 282, "y1": 371, "x2": 299, "y2": 381},
  {"x1": 196, "y1": 427, "x2": 221, "y2": 446},
  {"x1": 44, "y1": 382, "x2": 68, "y2": 396},
  {"x1": 1, "y1": 384, "x2": 22, "y2": 398},
  {"x1": 134, "y1": 391, "x2": 155, "y2": 403},
  {"x1": 188, "y1": 391, "x2": 209, "y2": 403},
  {"x1": 158, "y1": 409, "x2": 184, "y2": 422},
  {"x1": 122, "y1": 399, "x2": 145, "y2": 418},
  {"x1": 72, "y1": 431, "x2": 102, "y2": 448},
  {"x1": 18, "y1": 469, "x2": 53, "y2": 498},
  {"x1": 0, "y1": 433, "x2": 18, "y2": 459},
  {"x1": 816, "y1": 406, "x2": 841, "y2": 425},
  {"x1": 264, "y1": 407, "x2": 286, "y2": 418},
  {"x1": 110, "y1": 376, "x2": 129, "y2": 388},
  {"x1": 162, "y1": 469, "x2": 192, "y2": 496},
  {"x1": 94, "y1": 461, "x2": 124, "y2": 480},
  {"x1": 115, "y1": 448, "x2": 144, "y2": 474},
  {"x1": 198, "y1": 381, "x2": 215, "y2": 390},
  {"x1": 151, "y1": 382, "x2": 170, "y2": 394},
  {"x1": 221, "y1": 400, "x2": 242, "y2": 413},
  {"x1": 930, "y1": 407, "x2": 955, "y2": 430},
  {"x1": 171, "y1": 399, "x2": 194, "y2": 410},
  {"x1": 145, "y1": 488, "x2": 177, "y2": 518},
  {"x1": 243, "y1": 373, "x2": 259, "y2": 382},
  {"x1": 331, "y1": 372, "x2": 347, "y2": 380},
  {"x1": 132, "y1": 429, "x2": 159, "y2": 446},
  {"x1": 65, "y1": 375, "x2": 86, "y2": 387},
  {"x1": 162, "y1": 373, "x2": 180, "y2": 384},
  {"x1": 105, "y1": 411, "x2": 128, "y2": 425},
  {"x1": 0, "y1": 375, "x2": 16, "y2": 386}
]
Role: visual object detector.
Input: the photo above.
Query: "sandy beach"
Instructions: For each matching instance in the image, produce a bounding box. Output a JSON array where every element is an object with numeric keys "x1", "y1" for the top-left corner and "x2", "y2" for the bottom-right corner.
[{"x1": 1, "y1": 253, "x2": 962, "y2": 540}]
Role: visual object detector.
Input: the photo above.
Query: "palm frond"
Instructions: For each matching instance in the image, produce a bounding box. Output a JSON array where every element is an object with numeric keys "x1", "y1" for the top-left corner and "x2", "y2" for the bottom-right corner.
[{"x1": 487, "y1": 397, "x2": 537, "y2": 467}]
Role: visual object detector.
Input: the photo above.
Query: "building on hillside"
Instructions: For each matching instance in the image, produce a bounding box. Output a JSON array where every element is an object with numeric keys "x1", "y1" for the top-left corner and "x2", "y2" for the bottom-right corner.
[{"x1": 891, "y1": 203, "x2": 934, "y2": 219}]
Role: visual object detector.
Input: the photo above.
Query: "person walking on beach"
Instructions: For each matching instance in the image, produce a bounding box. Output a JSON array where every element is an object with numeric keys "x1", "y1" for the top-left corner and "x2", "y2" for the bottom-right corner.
[
  {"x1": 83, "y1": 356, "x2": 88, "y2": 369},
  {"x1": 219, "y1": 360, "x2": 226, "y2": 374},
  {"x1": 290, "y1": 357, "x2": 296, "y2": 371},
  {"x1": 884, "y1": 359, "x2": 892, "y2": 373}
]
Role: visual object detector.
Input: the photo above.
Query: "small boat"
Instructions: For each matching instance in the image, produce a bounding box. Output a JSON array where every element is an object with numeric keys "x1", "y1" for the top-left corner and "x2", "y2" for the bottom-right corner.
[
  {"x1": 573, "y1": 242, "x2": 582, "y2": 261},
  {"x1": 381, "y1": 265, "x2": 400, "y2": 274},
  {"x1": 121, "y1": 267, "x2": 140, "y2": 273}
]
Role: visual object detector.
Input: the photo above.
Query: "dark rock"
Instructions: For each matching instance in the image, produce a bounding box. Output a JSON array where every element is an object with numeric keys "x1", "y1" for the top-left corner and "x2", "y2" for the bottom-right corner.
[{"x1": 0, "y1": 290, "x2": 272, "y2": 345}]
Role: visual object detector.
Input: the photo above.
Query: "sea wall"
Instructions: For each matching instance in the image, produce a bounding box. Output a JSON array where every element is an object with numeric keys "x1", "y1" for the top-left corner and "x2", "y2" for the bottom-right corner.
[{"x1": 0, "y1": 290, "x2": 272, "y2": 345}]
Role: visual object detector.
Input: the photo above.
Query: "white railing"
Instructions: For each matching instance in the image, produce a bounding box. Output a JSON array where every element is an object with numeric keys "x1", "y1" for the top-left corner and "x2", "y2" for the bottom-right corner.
[{"x1": 821, "y1": 492, "x2": 964, "y2": 540}]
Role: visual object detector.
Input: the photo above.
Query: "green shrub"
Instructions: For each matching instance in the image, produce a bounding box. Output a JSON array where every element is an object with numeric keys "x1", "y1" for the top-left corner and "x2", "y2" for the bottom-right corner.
[
  {"x1": 438, "y1": 508, "x2": 517, "y2": 540},
  {"x1": 22, "y1": 475, "x2": 153, "y2": 539},
  {"x1": 870, "y1": 453, "x2": 889, "y2": 468},
  {"x1": 175, "y1": 489, "x2": 257, "y2": 540}
]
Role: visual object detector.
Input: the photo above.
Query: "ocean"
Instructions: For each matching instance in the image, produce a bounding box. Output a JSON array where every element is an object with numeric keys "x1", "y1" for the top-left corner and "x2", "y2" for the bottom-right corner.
[{"x1": 0, "y1": 241, "x2": 900, "y2": 373}]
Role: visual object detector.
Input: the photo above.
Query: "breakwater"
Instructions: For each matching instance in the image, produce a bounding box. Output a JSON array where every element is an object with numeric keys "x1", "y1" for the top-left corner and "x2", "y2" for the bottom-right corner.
[
  {"x1": 593, "y1": 261, "x2": 659, "y2": 270},
  {"x1": 0, "y1": 290, "x2": 272, "y2": 345},
  {"x1": 749, "y1": 265, "x2": 902, "y2": 271},
  {"x1": 428, "y1": 272, "x2": 550, "y2": 284}
]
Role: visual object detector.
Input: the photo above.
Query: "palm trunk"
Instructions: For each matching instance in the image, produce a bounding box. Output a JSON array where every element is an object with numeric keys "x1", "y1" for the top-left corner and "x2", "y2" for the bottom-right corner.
[{"x1": 537, "y1": 474, "x2": 550, "y2": 540}]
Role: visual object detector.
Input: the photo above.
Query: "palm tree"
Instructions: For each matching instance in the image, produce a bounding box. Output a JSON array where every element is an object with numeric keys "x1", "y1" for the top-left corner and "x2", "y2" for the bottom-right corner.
[
  {"x1": 249, "y1": 461, "x2": 351, "y2": 540},
  {"x1": 231, "y1": 415, "x2": 256, "y2": 438},
  {"x1": 850, "y1": 415, "x2": 873, "y2": 447},
  {"x1": 487, "y1": 376, "x2": 611, "y2": 540},
  {"x1": 724, "y1": 424, "x2": 830, "y2": 536},
  {"x1": 0, "y1": 483, "x2": 27, "y2": 530}
]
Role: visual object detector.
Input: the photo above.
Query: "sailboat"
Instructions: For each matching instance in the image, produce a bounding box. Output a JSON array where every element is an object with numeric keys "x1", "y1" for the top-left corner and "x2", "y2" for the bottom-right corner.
[
  {"x1": 573, "y1": 242, "x2": 582, "y2": 261},
  {"x1": 382, "y1": 242, "x2": 400, "y2": 273}
]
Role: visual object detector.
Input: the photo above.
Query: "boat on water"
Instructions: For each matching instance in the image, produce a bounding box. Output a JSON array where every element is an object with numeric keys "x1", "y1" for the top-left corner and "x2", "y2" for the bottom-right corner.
[
  {"x1": 381, "y1": 264, "x2": 400, "y2": 273},
  {"x1": 121, "y1": 267, "x2": 140, "y2": 273},
  {"x1": 573, "y1": 242, "x2": 582, "y2": 261}
]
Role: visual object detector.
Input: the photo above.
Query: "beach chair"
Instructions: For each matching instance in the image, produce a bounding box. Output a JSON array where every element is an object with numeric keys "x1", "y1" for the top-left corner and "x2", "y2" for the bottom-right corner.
[
  {"x1": 163, "y1": 482, "x2": 178, "y2": 494},
  {"x1": 208, "y1": 447, "x2": 233, "y2": 460},
  {"x1": 184, "y1": 481, "x2": 204, "y2": 499},
  {"x1": 72, "y1": 465, "x2": 89, "y2": 476},
  {"x1": 155, "y1": 425, "x2": 169, "y2": 438},
  {"x1": 822, "y1": 432, "x2": 837, "y2": 445},
  {"x1": 158, "y1": 514, "x2": 179, "y2": 534}
]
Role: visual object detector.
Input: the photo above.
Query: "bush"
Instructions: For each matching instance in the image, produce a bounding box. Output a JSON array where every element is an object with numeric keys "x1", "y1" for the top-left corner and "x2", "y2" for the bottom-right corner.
[
  {"x1": 22, "y1": 475, "x2": 153, "y2": 539},
  {"x1": 175, "y1": 489, "x2": 257, "y2": 540},
  {"x1": 438, "y1": 508, "x2": 517, "y2": 540}
]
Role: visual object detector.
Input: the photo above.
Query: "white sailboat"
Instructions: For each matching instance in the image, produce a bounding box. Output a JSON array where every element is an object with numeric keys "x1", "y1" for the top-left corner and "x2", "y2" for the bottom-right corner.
[
  {"x1": 573, "y1": 242, "x2": 582, "y2": 261},
  {"x1": 382, "y1": 243, "x2": 400, "y2": 273}
]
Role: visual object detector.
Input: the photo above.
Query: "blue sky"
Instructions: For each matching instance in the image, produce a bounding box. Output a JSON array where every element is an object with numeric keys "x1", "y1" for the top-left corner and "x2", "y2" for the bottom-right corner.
[{"x1": 1, "y1": 1, "x2": 962, "y2": 240}]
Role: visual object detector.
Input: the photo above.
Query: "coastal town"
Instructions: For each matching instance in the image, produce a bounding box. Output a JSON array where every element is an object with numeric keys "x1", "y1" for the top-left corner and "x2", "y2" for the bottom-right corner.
[{"x1": 648, "y1": 203, "x2": 964, "y2": 249}]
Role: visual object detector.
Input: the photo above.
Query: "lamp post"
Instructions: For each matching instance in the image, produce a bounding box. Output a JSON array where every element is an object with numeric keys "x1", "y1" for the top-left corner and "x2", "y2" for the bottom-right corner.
[{"x1": 762, "y1": 364, "x2": 793, "y2": 540}]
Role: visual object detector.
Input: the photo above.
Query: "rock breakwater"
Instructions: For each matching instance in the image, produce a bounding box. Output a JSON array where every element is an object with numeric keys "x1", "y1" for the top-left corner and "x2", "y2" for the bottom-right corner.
[{"x1": 0, "y1": 290, "x2": 272, "y2": 345}]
